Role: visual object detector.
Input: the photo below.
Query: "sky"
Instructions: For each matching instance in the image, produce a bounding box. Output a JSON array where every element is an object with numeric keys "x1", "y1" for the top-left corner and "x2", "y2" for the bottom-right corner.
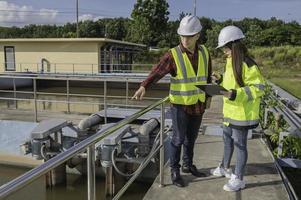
[{"x1": 0, "y1": 0, "x2": 301, "y2": 27}]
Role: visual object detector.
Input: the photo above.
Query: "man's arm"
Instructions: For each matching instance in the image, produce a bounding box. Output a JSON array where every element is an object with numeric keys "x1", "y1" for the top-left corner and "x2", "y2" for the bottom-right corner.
[{"x1": 132, "y1": 51, "x2": 176, "y2": 100}]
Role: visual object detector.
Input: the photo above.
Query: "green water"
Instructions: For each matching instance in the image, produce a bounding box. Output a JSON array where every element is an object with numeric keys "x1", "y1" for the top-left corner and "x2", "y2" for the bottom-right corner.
[{"x1": 0, "y1": 165, "x2": 151, "y2": 200}]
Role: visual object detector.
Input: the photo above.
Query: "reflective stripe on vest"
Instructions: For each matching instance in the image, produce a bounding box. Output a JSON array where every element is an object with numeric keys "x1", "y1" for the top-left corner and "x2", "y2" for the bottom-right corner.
[
  {"x1": 169, "y1": 45, "x2": 208, "y2": 105},
  {"x1": 223, "y1": 118, "x2": 259, "y2": 126}
]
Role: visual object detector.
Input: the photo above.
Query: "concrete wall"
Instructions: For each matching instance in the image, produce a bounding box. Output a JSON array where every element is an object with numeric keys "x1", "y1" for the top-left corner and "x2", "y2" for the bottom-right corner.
[{"x1": 0, "y1": 42, "x2": 100, "y2": 73}]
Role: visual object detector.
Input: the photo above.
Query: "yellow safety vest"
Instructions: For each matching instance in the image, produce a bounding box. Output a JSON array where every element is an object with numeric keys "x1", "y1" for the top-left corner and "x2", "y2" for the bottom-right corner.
[
  {"x1": 169, "y1": 45, "x2": 209, "y2": 105},
  {"x1": 221, "y1": 57, "x2": 265, "y2": 127}
]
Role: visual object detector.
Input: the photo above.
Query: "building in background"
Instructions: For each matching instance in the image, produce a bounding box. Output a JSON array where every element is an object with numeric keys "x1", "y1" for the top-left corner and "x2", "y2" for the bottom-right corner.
[{"x1": 0, "y1": 38, "x2": 146, "y2": 74}]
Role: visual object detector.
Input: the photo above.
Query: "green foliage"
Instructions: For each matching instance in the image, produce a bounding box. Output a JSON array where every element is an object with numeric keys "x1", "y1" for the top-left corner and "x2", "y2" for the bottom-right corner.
[
  {"x1": 260, "y1": 84, "x2": 301, "y2": 159},
  {"x1": 127, "y1": 0, "x2": 169, "y2": 47},
  {"x1": 1, "y1": 16, "x2": 301, "y2": 49},
  {"x1": 282, "y1": 136, "x2": 301, "y2": 159}
]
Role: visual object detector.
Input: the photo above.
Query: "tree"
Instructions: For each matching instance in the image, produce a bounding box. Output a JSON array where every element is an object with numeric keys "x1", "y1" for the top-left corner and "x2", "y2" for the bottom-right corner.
[
  {"x1": 105, "y1": 18, "x2": 129, "y2": 40},
  {"x1": 127, "y1": 0, "x2": 169, "y2": 46},
  {"x1": 199, "y1": 17, "x2": 214, "y2": 44},
  {"x1": 246, "y1": 24, "x2": 264, "y2": 47}
]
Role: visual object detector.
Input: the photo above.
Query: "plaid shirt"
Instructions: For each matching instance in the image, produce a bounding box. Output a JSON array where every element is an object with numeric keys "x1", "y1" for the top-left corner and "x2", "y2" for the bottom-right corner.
[{"x1": 141, "y1": 43, "x2": 212, "y2": 115}]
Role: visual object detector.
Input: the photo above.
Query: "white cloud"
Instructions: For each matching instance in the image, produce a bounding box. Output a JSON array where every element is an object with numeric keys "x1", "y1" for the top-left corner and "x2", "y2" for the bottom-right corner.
[
  {"x1": 79, "y1": 14, "x2": 104, "y2": 22},
  {"x1": 0, "y1": 1, "x2": 58, "y2": 27}
]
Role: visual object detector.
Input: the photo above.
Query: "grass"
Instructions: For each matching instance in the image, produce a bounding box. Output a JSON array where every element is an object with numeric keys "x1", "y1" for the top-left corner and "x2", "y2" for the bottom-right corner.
[
  {"x1": 269, "y1": 78, "x2": 301, "y2": 99},
  {"x1": 133, "y1": 45, "x2": 301, "y2": 99}
]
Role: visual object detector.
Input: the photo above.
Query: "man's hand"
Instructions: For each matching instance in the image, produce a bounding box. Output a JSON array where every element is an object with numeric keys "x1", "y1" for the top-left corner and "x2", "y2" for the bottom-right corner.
[
  {"x1": 132, "y1": 86, "x2": 146, "y2": 100},
  {"x1": 211, "y1": 72, "x2": 221, "y2": 83}
]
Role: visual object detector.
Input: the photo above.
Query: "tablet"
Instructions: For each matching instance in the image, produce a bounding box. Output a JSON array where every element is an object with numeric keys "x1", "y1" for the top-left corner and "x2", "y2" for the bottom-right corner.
[{"x1": 195, "y1": 84, "x2": 228, "y2": 96}]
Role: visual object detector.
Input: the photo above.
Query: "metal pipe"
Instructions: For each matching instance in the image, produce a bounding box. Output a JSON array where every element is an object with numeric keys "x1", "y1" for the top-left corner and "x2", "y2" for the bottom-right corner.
[
  {"x1": 260, "y1": 136, "x2": 299, "y2": 200},
  {"x1": 104, "y1": 80, "x2": 107, "y2": 123},
  {"x1": 87, "y1": 145, "x2": 96, "y2": 200},
  {"x1": 67, "y1": 79, "x2": 70, "y2": 113},
  {"x1": 159, "y1": 102, "x2": 165, "y2": 187},
  {"x1": 76, "y1": 0, "x2": 79, "y2": 38},
  {"x1": 13, "y1": 78, "x2": 17, "y2": 109},
  {"x1": 33, "y1": 79, "x2": 38, "y2": 122},
  {"x1": 112, "y1": 144, "x2": 163, "y2": 200},
  {"x1": 0, "y1": 96, "x2": 149, "y2": 109},
  {"x1": 0, "y1": 96, "x2": 169, "y2": 199},
  {"x1": 0, "y1": 89, "x2": 161, "y2": 101},
  {"x1": 126, "y1": 78, "x2": 129, "y2": 107},
  {"x1": 193, "y1": 0, "x2": 196, "y2": 16},
  {"x1": 105, "y1": 166, "x2": 115, "y2": 197}
]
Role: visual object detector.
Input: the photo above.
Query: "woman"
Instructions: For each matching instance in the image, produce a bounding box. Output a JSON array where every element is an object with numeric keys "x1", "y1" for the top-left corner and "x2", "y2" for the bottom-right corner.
[{"x1": 210, "y1": 25, "x2": 265, "y2": 192}]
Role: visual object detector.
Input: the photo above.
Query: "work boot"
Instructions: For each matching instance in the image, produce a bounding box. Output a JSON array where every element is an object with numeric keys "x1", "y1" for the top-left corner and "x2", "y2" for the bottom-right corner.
[
  {"x1": 182, "y1": 165, "x2": 207, "y2": 177},
  {"x1": 171, "y1": 170, "x2": 185, "y2": 187}
]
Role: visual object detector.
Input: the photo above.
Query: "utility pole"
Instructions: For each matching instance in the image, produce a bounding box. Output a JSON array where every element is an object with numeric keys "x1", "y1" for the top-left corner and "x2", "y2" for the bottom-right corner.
[
  {"x1": 193, "y1": 0, "x2": 196, "y2": 16},
  {"x1": 76, "y1": 0, "x2": 79, "y2": 38}
]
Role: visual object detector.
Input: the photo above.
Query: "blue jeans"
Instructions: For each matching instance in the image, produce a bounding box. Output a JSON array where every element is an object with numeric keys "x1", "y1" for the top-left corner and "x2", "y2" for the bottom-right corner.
[
  {"x1": 222, "y1": 125, "x2": 248, "y2": 180},
  {"x1": 169, "y1": 104, "x2": 203, "y2": 172}
]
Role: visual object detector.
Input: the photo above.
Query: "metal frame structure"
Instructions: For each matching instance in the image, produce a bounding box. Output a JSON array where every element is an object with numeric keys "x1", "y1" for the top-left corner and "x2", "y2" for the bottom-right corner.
[
  {"x1": 1, "y1": 61, "x2": 153, "y2": 74},
  {"x1": 0, "y1": 96, "x2": 169, "y2": 200},
  {"x1": 262, "y1": 83, "x2": 301, "y2": 200},
  {"x1": 0, "y1": 74, "x2": 167, "y2": 122}
]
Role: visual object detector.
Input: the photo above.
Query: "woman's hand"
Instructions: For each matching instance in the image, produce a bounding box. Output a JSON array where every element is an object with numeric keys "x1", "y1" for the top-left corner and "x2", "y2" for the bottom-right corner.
[
  {"x1": 131, "y1": 86, "x2": 146, "y2": 100},
  {"x1": 220, "y1": 90, "x2": 232, "y2": 98},
  {"x1": 211, "y1": 72, "x2": 221, "y2": 83}
]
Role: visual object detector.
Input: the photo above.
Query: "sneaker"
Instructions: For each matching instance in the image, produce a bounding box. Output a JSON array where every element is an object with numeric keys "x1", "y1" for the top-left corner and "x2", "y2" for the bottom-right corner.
[
  {"x1": 223, "y1": 174, "x2": 246, "y2": 192},
  {"x1": 210, "y1": 165, "x2": 232, "y2": 178}
]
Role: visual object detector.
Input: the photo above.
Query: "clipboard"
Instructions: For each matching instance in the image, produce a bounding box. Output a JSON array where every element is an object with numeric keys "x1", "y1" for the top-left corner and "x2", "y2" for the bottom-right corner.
[{"x1": 195, "y1": 84, "x2": 228, "y2": 96}]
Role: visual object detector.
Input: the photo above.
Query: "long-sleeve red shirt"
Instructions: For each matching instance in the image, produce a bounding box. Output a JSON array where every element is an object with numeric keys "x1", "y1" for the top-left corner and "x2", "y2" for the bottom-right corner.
[{"x1": 141, "y1": 43, "x2": 212, "y2": 115}]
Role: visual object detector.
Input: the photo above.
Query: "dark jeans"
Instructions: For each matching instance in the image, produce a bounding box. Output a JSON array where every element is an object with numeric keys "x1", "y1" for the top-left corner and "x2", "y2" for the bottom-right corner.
[
  {"x1": 221, "y1": 125, "x2": 248, "y2": 180},
  {"x1": 169, "y1": 104, "x2": 203, "y2": 172}
]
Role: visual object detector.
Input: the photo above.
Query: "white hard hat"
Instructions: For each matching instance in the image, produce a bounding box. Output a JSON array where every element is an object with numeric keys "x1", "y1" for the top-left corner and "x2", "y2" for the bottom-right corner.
[
  {"x1": 217, "y1": 25, "x2": 245, "y2": 48},
  {"x1": 177, "y1": 15, "x2": 202, "y2": 36}
]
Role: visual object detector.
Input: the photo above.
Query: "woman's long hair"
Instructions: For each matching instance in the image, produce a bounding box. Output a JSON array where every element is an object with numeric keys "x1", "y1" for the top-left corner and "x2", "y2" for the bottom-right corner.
[{"x1": 226, "y1": 40, "x2": 256, "y2": 87}]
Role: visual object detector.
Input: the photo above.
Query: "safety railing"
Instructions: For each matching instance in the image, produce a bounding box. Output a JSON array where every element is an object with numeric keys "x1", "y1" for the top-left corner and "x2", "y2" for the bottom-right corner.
[
  {"x1": 0, "y1": 75, "x2": 165, "y2": 122},
  {"x1": 0, "y1": 96, "x2": 169, "y2": 200},
  {"x1": 1, "y1": 62, "x2": 154, "y2": 74},
  {"x1": 262, "y1": 83, "x2": 301, "y2": 200}
]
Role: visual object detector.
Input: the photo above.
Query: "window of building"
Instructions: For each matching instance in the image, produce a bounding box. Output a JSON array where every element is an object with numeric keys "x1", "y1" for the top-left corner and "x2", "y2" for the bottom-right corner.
[{"x1": 4, "y1": 46, "x2": 16, "y2": 71}]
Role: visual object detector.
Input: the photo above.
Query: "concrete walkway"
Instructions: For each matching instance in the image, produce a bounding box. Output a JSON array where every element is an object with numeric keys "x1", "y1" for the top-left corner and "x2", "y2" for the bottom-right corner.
[{"x1": 143, "y1": 96, "x2": 288, "y2": 200}]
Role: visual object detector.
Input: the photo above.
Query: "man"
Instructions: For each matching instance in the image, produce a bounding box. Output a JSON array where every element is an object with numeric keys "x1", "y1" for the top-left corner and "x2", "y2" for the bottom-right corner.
[{"x1": 132, "y1": 15, "x2": 212, "y2": 187}]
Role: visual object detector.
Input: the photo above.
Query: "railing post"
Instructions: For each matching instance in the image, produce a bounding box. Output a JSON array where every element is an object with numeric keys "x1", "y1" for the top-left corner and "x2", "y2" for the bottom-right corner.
[
  {"x1": 66, "y1": 79, "x2": 70, "y2": 113},
  {"x1": 33, "y1": 79, "x2": 38, "y2": 122},
  {"x1": 54, "y1": 63, "x2": 57, "y2": 74},
  {"x1": 87, "y1": 145, "x2": 96, "y2": 200},
  {"x1": 13, "y1": 78, "x2": 17, "y2": 109},
  {"x1": 125, "y1": 78, "x2": 129, "y2": 108},
  {"x1": 159, "y1": 102, "x2": 165, "y2": 187},
  {"x1": 72, "y1": 64, "x2": 75, "y2": 75},
  {"x1": 278, "y1": 131, "x2": 290, "y2": 157},
  {"x1": 36, "y1": 63, "x2": 39, "y2": 73},
  {"x1": 104, "y1": 80, "x2": 107, "y2": 123},
  {"x1": 264, "y1": 108, "x2": 269, "y2": 129},
  {"x1": 92, "y1": 64, "x2": 94, "y2": 75}
]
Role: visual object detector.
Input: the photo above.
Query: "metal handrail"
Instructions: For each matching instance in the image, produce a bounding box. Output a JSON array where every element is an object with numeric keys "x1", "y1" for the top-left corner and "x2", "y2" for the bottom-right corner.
[
  {"x1": 1, "y1": 62, "x2": 154, "y2": 74},
  {"x1": 0, "y1": 96, "x2": 169, "y2": 199},
  {"x1": 0, "y1": 75, "x2": 165, "y2": 121}
]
